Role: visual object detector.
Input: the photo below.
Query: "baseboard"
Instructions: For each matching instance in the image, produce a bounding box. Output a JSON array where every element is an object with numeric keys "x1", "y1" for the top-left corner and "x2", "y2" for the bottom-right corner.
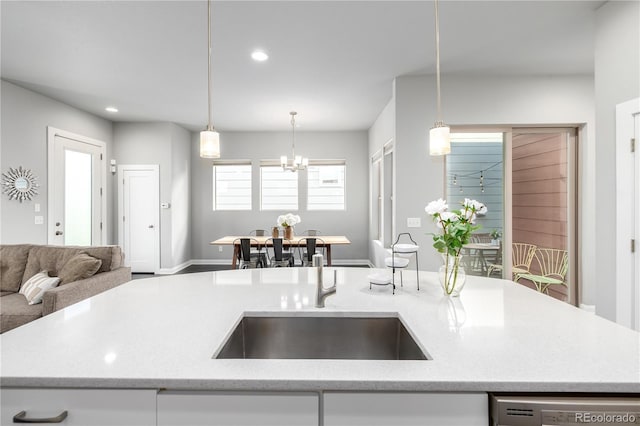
[
  {"x1": 579, "y1": 304, "x2": 596, "y2": 314},
  {"x1": 156, "y1": 260, "x2": 193, "y2": 275},
  {"x1": 190, "y1": 259, "x2": 233, "y2": 265}
]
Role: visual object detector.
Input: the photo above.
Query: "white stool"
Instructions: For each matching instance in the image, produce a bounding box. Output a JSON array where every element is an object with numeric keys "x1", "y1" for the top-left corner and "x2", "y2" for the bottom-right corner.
[
  {"x1": 384, "y1": 256, "x2": 410, "y2": 290},
  {"x1": 389, "y1": 233, "x2": 420, "y2": 290},
  {"x1": 368, "y1": 272, "x2": 395, "y2": 294}
]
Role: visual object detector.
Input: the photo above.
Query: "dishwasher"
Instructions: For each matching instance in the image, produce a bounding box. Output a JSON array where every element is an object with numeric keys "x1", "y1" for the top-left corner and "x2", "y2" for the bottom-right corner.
[{"x1": 490, "y1": 394, "x2": 640, "y2": 425}]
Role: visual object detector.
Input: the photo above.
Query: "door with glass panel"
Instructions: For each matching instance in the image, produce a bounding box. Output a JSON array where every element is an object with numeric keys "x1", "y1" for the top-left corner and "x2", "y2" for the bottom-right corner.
[
  {"x1": 48, "y1": 128, "x2": 105, "y2": 246},
  {"x1": 446, "y1": 132, "x2": 504, "y2": 278},
  {"x1": 511, "y1": 128, "x2": 577, "y2": 304}
]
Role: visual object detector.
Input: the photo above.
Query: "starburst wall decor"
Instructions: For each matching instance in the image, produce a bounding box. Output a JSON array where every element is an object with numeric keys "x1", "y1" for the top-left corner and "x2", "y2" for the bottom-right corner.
[{"x1": 2, "y1": 166, "x2": 39, "y2": 202}]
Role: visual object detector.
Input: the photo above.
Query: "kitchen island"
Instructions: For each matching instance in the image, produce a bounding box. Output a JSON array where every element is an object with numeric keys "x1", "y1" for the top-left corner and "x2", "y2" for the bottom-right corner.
[{"x1": 1, "y1": 268, "x2": 638, "y2": 425}]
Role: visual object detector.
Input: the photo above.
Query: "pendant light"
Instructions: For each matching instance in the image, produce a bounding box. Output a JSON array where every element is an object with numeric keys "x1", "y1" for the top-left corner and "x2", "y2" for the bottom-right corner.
[
  {"x1": 429, "y1": 0, "x2": 451, "y2": 156},
  {"x1": 281, "y1": 111, "x2": 308, "y2": 172},
  {"x1": 200, "y1": 0, "x2": 220, "y2": 158}
]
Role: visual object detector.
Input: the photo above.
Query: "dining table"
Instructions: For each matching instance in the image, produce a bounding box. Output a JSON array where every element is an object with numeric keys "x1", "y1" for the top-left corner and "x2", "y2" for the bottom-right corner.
[
  {"x1": 462, "y1": 242, "x2": 501, "y2": 275},
  {"x1": 210, "y1": 235, "x2": 351, "y2": 268}
]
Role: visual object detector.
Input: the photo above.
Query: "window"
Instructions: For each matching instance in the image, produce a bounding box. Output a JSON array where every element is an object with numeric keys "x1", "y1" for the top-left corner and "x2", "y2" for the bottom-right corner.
[
  {"x1": 307, "y1": 162, "x2": 346, "y2": 210},
  {"x1": 260, "y1": 164, "x2": 298, "y2": 210},
  {"x1": 212, "y1": 162, "x2": 252, "y2": 210}
]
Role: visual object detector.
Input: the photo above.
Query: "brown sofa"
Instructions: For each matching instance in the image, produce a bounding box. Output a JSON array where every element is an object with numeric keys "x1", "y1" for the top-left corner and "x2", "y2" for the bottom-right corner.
[{"x1": 0, "y1": 244, "x2": 131, "y2": 333}]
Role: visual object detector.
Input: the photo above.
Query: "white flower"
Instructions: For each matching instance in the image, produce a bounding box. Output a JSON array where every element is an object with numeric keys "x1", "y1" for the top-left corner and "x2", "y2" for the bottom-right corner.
[
  {"x1": 476, "y1": 203, "x2": 488, "y2": 215},
  {"x1": 462, "y1": 198, "x2": 483, "y2": 211},
  {"x1": 436, "y1": 211, "x2": 459, "y2": 230},
  {"x1": 425, "y1": 198, "x2": 448, "y2": 216},
  {"x1": 278, "y1": 213, "x2": 301, "y2": 227}
]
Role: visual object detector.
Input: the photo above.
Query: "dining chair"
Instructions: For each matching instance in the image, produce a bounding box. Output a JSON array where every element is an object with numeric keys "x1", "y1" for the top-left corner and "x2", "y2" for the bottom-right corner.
[
  {"x1": 265, "y1": 237, "x2": 294, "y2": 267},
  {"x1": 467, "y1": 233, "x2": 494, "y2": 273},
  {"x1": 296, "y1": 237, "x2": 326, "y2": 266},
  {"x1": 471, "y1": 233, "x2": 492, "y2": 244},
  {"x1": 384, "y1": 233, "x2": 420, "y2": 291},
  {"x1": 514, "y1": 248, "x2": 568, "y2": 294},
  {"x1": 487, "y1": 242, "x2": 537, "y2": 279},
  {"x1": 232, "y1": 238, "x2": 264, "y2": 269}
]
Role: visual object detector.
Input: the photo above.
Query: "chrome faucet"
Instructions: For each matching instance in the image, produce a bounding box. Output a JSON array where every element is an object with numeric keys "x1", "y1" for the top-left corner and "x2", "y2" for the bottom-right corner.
[{"x1": 312, "y1": 254, "x2": 336, "y2": 308}]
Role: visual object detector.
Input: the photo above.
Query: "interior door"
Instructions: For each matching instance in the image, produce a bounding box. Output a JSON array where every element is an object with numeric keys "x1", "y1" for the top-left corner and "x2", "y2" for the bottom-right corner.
[
  {"x1": 48, "y1": 128, "x2": 105, "y2": 246},
  {"x1": 615, "y1": 98, "x2": 640, "y2": 330},
  {"x1": 118, "y1": 165, "x2": 159, "y2": 273}
]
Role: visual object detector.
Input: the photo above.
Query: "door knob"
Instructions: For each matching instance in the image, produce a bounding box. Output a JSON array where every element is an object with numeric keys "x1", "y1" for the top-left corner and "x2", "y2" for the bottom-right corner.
[
  {"x1": 55, "y1": 231, "x2": 63, "y2": 235},
  {"x1": 148, "y1": 225, "x2": 154, "y2": 229}
]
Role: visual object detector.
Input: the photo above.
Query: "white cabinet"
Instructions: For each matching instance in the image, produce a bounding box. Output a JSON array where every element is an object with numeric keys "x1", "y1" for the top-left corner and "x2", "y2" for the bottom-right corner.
[
  {"x1": 323, "y1": 392, "x2": 488, "y2": 426},
  {"x1": 0, "y1": 388, "x2": 157, "y2": 426},
  {"x1": 157, "y1": 390, "x2": 318, "y2": 426}
]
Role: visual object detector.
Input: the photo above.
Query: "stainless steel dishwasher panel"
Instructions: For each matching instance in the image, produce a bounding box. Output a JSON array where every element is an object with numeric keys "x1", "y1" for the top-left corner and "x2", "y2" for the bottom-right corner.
[{"x1": 490, "y1": 394, "x2": 640, "y2": 425}]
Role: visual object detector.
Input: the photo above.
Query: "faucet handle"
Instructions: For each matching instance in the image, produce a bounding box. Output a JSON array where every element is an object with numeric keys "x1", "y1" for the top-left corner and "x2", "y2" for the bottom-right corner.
[{"x1": 312, "y1": 253, "x2": 323, "y2": 267}]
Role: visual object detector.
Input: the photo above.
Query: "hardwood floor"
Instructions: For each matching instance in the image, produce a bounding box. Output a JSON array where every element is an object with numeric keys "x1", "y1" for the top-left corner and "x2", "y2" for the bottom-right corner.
[{"x1": 131, "y1": 264, "x2": 369, "y2": 280}]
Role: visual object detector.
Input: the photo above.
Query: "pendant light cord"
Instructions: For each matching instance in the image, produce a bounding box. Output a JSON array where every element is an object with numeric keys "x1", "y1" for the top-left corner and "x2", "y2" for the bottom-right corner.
[
  {"x1": 207, "y1": 0, "x2": 213, "y2": 131},
  {"x1": 434, "y1": 0, "x2": 443, "y2": 124},
  {"x1": 290, "y1": 112, "x2": 296, "y2": 158}
]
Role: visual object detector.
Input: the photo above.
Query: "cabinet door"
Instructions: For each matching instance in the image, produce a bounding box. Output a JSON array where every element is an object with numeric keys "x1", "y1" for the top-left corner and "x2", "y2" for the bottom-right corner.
[
  {"x1": 324, "y1": 392, "x2": 487, "y2": 426},
  {"x1": 0, "y1": 388, "x2": 157, "y2": 426},
  {"x1": 157, "y1": 391, "x2": 318, "y2": 426}
]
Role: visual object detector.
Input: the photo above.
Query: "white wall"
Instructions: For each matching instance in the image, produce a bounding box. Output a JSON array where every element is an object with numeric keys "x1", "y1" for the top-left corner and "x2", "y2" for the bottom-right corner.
[
  {"x1": 368, "y1": 94, "x2": 396, "y2": 265},
  {"x1": 594, "y1": 0, "x2": 640, "y2": 321},
  {"x1": 0, "y1": 80, "x2": 114, "y2": 244},
  {"x1": 170, "y1": 124, "x2": 192, "y2": 268},
  {"x1": 113, "y1": 122, "x2": 192, "y2": 271},
  {"x1": 190, "y1": 131, "x2": 369, "y2": 264},
  {"x1": 390, "y1": 74, "x2": 595, "y2": 302}
]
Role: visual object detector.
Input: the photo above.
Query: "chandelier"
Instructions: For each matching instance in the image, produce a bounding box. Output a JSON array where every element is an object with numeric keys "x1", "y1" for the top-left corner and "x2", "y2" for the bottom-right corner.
[
  {"x1": 280, "y1": 111, "x2": 308, "y2": 172},
  {"x1": 200, "y1": 0, "x2": 221, "y2": 158},
  {"x1": 429, "y1": 0, "x2": 451, "y2": 156}
]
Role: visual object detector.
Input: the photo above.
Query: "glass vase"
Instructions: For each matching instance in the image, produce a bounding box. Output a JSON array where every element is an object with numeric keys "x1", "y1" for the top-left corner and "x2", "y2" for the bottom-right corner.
[{"x1": 438, "y1": 254, "x2": 466, "y2": 297}]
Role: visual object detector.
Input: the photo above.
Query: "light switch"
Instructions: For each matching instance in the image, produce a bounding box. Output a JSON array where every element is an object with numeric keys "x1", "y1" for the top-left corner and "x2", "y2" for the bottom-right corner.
[
  {"x1": 34, "y1": 216, "x2": 44, "y2": 225},
  {"x1": 407, "y1": 217, "x2": 421, "y2": 228},
  {"x1": 34, "y1": 203, "x2": 40, "y2": 212}
]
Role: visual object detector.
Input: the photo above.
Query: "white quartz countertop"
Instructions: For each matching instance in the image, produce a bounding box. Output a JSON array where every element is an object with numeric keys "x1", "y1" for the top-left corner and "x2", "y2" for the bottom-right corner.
[{"x1": 1, "y1": 268, "x2": 639, "y2": 392}]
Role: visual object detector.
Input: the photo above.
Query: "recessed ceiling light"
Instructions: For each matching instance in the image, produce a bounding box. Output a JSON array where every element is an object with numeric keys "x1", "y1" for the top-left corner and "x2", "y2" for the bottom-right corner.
[
  {"x1": 251, "y1": 50, "x2": 268, "y2": 62},
  {"x1": 105, "y1": 107, "x2": 118, "y2": 113}
]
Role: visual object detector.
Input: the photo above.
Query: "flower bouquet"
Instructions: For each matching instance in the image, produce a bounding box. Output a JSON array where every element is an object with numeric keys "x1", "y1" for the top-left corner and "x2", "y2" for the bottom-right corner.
[
  {"x1": 277, "y1": 213, "x2": 301, "y2": 239},
  {"x1": 425, "y1": 198, "x2": 487, "y2": 296}
]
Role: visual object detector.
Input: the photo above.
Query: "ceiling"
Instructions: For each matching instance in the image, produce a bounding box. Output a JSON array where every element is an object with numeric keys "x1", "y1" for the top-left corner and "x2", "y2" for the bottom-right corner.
[{"x1": 1, "y1": 1, "x2": 603, "y2": 131}]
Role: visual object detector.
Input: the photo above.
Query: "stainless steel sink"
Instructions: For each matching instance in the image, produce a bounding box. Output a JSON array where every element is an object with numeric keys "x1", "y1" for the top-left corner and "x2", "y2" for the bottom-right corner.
[{"x1": 214, "y1": 314, "x2": 429, "y2": 360}]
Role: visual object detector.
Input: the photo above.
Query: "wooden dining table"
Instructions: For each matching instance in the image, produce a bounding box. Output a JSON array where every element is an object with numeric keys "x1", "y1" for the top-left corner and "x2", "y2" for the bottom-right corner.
[{"x1": 210, "y1": 235, "x2": 351, "y2": 268}]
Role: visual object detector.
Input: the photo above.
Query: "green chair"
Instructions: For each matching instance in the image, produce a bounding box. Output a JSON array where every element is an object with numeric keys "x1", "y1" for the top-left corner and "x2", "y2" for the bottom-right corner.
[
  {"x1": 515, "y1": 248, "x2": 568, "y2": 294},
  {"x1": 487, "y1": 242, "x2": 537, "y2": 279}
]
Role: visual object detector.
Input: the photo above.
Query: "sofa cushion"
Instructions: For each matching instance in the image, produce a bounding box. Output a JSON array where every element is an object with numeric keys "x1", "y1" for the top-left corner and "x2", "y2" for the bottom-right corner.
[
  {"x1": 21, "y1": 246, "x2": 83, "y2": 283},
  {"x1": 20, "y1": 271, "x2": 61, "y2": 305},
  {"x1": 0, "y1": 292, "x2": 43, "y2": 333},
  {"x1": 81, "y1": 246, "x2": 122, "y2": 272},
  {"x1": 58, "y1": 253, "x2": 102, "y2": 284},
  {"x1": 0, "y1": 244, "x2": 32, "y2": 292}
]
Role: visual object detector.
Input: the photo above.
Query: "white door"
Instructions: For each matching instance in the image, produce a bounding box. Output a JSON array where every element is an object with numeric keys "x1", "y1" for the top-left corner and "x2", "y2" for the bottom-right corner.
[
  {"x1": 616, "y1": 98, "x2": 640, "y2": 330},
  {"x1": 118, "y1": 165, "x2": 159, "y2": 273},
  {"x1": 47, "y1": 127, "x2": 106, "y2": 246}
]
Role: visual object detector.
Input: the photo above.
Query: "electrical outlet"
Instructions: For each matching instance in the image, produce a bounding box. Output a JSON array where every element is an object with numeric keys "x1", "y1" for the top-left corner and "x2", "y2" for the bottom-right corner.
[
  {"x1": 218, "y1": 246, "x2": 223, "y2": 252},
  {"x1": 407, "y1": 217, "x2": 421, "y2": 228},
  {"x1": 34, "y1": 216, "x2": 44, "y2": 225}
]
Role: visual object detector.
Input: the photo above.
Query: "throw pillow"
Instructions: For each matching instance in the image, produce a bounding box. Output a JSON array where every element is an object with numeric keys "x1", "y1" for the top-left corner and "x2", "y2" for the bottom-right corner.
[
  {"x1": 58, "y1": 253, "x2": 102, "y2": 284},
  {"x1": 19, "y1": 271, "x2": 61, "y2": 305}
]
